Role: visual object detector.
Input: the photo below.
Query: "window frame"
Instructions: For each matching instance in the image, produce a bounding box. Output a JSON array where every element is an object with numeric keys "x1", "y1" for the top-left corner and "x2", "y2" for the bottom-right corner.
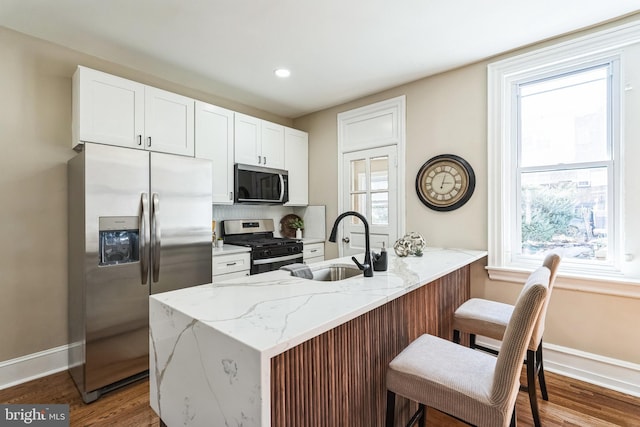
[{"x1": 487, "y1": 21, "x2": 640, "y2": 291}]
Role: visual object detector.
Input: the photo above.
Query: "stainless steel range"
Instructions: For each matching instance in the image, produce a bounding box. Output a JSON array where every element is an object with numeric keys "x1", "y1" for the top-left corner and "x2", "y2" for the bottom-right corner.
[{"x1": 222, "y1": 219, "x2": 303, "y2": 274}]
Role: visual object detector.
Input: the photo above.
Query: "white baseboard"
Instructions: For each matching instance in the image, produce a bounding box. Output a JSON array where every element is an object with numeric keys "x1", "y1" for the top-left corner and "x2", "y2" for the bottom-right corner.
[
  {"x1": 0, "y1": 345, "x2": 69, "y2": 391},
  {"x1": 476, "y1": 337, "x2": 640, "y2": 398}
]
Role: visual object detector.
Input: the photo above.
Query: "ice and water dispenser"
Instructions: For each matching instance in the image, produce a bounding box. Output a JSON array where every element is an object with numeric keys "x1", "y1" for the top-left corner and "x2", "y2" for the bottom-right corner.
[{"x1": 98, "y1": 216, "x2": 140, "y2": 266}]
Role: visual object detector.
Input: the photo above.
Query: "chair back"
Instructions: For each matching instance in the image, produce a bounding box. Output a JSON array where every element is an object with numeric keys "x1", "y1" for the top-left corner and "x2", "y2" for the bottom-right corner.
[
  {"x1": 529, "y1": 253, "x2": 561, "y2": 349},
  {"x1": 490, "y1": 266, "x2": 550, "y2": 409}
]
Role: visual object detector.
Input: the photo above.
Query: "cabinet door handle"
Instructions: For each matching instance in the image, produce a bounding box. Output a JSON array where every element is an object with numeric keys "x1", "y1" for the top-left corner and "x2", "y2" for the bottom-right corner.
[
  {"x1": 229, "y1": 192, "x2": 233, "y2": 201},
  {"x1": 310, "y1": 249, "x2": 318, "y2": 253},
  {"x1": 263, "y1": 156, "x2": 267, "y2": 165},
  {"x1": 226, "y1": 262, "x2": 237, "y2": 266},
  {"x1": 147, "y1": 136, "x2": 152, "y2": 147},
  {"x1": 138, "y1": 135, "x2": 142, "y2": 146},
  {"x1": 258, "y1": 155, "x2": 262, "y2": 164}
]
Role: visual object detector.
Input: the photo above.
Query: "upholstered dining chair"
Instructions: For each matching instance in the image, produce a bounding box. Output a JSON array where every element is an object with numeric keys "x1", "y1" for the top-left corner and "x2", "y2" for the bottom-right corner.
[
  {"x1": 452, "y1": 253, "x2": 561, "y2": 427},
  {"x1": 385, "y1": 265, "x2": 551, "y2": 427}
]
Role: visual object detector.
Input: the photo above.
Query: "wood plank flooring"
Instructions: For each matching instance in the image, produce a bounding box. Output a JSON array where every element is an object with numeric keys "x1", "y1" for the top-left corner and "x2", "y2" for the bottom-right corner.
[{"x1": 0, "y1": 369, "x2": 638, "y2": 426}]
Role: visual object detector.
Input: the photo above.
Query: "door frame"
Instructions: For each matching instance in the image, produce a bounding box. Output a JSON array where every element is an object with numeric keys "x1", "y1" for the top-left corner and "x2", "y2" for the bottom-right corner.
[{"x1": 337, "y1": 96, "x2": 406, "y2": 257}]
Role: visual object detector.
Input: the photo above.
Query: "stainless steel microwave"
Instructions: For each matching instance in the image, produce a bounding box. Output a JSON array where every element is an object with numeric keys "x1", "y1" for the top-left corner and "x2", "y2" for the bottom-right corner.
[{"x1": 234, "y1": 164, "x2": 289, "y2": 204}]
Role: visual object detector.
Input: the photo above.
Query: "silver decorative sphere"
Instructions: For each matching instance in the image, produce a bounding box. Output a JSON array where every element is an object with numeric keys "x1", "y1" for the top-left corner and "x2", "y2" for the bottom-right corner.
[{"x1": 393, "y1": 232, "x2": 426, "y2": 257}]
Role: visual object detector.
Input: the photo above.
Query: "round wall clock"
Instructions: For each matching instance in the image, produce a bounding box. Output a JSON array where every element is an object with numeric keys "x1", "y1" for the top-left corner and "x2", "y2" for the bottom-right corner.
[{"x1": 415, "y1": 154, "x2": 476, "y2": 211}]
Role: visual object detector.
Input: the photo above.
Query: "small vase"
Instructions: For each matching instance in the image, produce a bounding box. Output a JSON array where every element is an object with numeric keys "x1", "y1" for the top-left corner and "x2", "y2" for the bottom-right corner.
[{"x1": 295, "y1": 228, "x2": 302, "y2": 239}]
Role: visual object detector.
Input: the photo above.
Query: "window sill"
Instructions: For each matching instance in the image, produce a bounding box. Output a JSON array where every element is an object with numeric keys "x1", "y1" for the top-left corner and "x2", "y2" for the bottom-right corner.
[{"x1": 486, "y1": 266, "x2": 640, "y2": 299}]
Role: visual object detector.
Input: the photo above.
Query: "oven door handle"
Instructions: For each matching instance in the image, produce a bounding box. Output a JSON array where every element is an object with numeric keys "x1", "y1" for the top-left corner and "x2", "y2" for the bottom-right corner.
[{"x1": 253, "y1": 253, "x2": 303, "y2": 265}]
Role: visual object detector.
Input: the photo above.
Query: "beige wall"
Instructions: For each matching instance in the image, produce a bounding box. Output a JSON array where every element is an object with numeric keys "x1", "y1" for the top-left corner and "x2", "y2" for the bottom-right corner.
[
  {"x1": 294, "y1": 16, "x2": 640, "y2": 364},
  {"x1": 0, "y1": 26, "x2": 291, "y2": 362},
  {"x1": 2, "y1": 14, "x2": 639, "y2": 368}
]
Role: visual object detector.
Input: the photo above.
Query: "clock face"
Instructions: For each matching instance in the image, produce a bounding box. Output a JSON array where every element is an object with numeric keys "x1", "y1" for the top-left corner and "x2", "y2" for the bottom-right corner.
[{"x1": 416, "y1": 155, "x2": 475, "y2": 211}]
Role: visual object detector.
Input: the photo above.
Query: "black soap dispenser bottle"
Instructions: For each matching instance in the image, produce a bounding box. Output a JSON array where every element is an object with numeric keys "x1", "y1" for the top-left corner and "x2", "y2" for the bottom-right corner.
[{"x1": 373, "y1": 242, "x2": 388, "y2": 272}]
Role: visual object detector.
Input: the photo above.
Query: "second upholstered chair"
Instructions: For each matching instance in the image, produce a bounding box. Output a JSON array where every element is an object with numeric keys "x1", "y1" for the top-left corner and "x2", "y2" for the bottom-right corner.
[
  {"x1": 452, "y1": 253, "x2": 561, "y2": 427},
  {"x1": 385, "y1": 265, "x2": 551, "y2": 427}
]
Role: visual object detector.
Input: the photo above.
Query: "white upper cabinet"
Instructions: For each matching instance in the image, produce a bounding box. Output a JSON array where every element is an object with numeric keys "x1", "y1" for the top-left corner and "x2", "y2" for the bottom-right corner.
[
  {"x1": 144, "y1": 87, "x2": 194, "y2": 156},
  {"x1": 260, "y1": 121, "x2": 285, "y2": 169},
  {"x1": 234, "y1": 113, "x2": 285, "y2": 169},
  {"x1": 234, "y1": 113, "x2": 261, "y2": 165},
  {"x1": 72, "y1": 66, "x2": 195, "y2": 156},
  {"x1": 73, "y1": 66, "x2": 144, "y2": 149},
  {"x1": 284, "y1": 127, "x2": 309, "y2": 206},
  {"x1": 195, "y1": 101, "x2": 234, "y2": 204}
]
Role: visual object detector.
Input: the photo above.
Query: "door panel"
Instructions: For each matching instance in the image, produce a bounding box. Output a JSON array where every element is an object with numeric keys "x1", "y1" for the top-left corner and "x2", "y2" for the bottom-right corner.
[
  {"x1": 341, "y1": 146, "x2": 397, "y2": 256},
  {"x1": 195, "y1": 101, "x2": 234, "y2": 204},
  {"x1": 150, "y1": 153, "x2": 212, "y2": 295},
  {"x1": 144, "y1": 87, "x2": 195, "y2": 156},
  {"x1": 82, "y1": 144, "x2": 150, "y2": 391},
  {"x1": 77, "y1": 67, "x2": 145, "y2": 149}
]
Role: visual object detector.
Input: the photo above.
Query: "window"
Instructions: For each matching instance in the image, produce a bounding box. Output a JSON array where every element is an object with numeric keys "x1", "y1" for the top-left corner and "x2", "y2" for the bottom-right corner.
[
  {"x1": 516, "y1": 64, "x2": 614, "y2": 265},
  {"x1": 349, "y1": 155, "x2": 390, "y2": 225},
  {"x1": 488, "y1": 21, "x2": 640, "y2": 286}
]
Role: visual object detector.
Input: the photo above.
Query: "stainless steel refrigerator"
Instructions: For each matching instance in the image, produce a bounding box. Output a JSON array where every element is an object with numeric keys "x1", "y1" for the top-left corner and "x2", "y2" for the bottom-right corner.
[{"x1": 68, "y1": 143, "x2": 212, "y2": 403}]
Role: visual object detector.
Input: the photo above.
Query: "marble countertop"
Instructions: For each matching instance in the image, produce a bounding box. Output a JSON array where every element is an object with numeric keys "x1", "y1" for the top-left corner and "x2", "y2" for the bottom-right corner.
[{"x1": 151, "y1": 247, "x2": 486, "y2": 359}]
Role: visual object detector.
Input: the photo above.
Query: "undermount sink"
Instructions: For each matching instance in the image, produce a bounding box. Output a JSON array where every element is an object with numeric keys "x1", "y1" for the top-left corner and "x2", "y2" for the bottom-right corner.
[{"x1": 310, "y1": 265, "x2": 363, "y2": 281}]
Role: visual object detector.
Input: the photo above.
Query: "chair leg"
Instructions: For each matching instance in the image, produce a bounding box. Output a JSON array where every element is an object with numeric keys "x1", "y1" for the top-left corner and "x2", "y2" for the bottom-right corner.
[
  {"x1": 526, "y1": 349, "x2": 541, "y2": 427},
  {"x1": 418, "y1": 404, "x2": 426, "y2": 427},
  {"x1": 510, "y1": 405, "x2": 517, "y2": 427},
  {"x1": 453, "y1": 329, "x2": 461, "y2": 344},
  {"x1": 536, "y1": 342, "x2": 549, "y2": 401},
  {"x1": 469, "y1": 333, "x2": 476, "y2": 349},
  {"x1": 385, "y1": 390, "x2": 396, "y2": 427}
]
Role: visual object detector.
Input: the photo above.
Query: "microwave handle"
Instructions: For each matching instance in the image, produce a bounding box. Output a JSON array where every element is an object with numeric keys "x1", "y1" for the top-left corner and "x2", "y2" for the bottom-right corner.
[{"x1": 279, "y1": 174, "x2": 285, "y2": 202}]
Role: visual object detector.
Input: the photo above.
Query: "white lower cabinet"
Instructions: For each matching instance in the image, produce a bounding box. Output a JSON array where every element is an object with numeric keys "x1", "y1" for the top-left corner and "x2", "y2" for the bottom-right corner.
[
  {"x1": 303, "y1": 242, "x2": 325, "y2": 264},
  {"x1": 212, "y1": 252, "x2": 251, "y2": 282}
]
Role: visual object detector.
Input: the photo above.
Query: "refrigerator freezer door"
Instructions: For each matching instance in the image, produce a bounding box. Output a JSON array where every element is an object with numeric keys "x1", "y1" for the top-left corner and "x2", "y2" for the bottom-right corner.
[
  {"x1": 149, "y1": 152, "x2": 213, "y2": 294},
  {"x1": 81, "y1": 143, "x2": 151, "y2": 394}
]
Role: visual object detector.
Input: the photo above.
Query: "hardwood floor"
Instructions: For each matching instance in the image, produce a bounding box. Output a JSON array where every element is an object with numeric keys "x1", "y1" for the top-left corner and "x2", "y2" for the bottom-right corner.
[{"x1": 0, "y1": 370, "x2": 638, "y2": 426}]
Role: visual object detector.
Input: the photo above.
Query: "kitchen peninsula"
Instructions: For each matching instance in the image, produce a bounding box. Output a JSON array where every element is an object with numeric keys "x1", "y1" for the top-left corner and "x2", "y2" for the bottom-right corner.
[{"x1": 149, "y1": 248, "x2": 487, "y2": 427}]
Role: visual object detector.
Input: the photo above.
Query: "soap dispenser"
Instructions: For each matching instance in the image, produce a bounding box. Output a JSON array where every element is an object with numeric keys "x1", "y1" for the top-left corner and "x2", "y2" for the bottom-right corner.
[{"x1": 373, "y1": 242, "x2": 388, "y2": 272}]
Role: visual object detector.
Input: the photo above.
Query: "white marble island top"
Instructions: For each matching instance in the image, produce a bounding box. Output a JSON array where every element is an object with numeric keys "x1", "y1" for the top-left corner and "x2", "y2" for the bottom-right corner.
[{"x1": 149, "y1": 248, "x2": 486, "y2": 427}]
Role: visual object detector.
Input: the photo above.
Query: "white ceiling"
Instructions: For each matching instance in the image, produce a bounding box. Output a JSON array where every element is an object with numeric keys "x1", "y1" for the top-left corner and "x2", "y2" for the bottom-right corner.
[{"x1": 1, "y1": 1, "x2": 640, "y2": 118}]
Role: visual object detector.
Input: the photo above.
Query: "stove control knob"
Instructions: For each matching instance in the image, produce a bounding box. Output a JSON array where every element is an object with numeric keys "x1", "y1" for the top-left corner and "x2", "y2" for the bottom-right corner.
[
  {"x1": 289, "y1": 246, "x2": 301, "y2": 253},
  {"x1": 263, "y1": 249, "x2": 272, "y2": 257}
]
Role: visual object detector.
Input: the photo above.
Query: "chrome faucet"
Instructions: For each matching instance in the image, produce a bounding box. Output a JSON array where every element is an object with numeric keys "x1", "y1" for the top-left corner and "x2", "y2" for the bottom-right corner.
[{"x1": 329, "y1": 211, "x2": 373, "y2": 277}]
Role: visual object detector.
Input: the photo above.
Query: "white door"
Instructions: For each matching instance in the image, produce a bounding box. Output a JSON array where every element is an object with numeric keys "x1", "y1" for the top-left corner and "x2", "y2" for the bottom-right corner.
[{"x1": 341, "y1": 146, "x2": 398, "y2": 256}]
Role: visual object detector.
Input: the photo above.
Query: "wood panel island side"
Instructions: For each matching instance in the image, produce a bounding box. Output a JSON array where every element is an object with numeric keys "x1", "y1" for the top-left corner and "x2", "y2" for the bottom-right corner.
[{"x1": 149, "y1": 248, "x2": 487, "y2": 427}]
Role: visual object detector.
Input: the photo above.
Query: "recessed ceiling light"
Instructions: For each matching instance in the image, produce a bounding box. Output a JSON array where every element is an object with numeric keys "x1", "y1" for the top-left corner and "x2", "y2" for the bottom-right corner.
[{"x1": 274, "y1": 68, "x2": 291, "y2": 78}]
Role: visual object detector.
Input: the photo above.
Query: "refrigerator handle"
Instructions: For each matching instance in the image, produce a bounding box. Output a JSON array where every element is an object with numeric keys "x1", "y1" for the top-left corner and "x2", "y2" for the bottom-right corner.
[
  {"x1": 140, "y1": 193, "x2": 150, "y2": 285},
  {"x1": 151, "y1": 193, "x2": 161, "y2": 283}
]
